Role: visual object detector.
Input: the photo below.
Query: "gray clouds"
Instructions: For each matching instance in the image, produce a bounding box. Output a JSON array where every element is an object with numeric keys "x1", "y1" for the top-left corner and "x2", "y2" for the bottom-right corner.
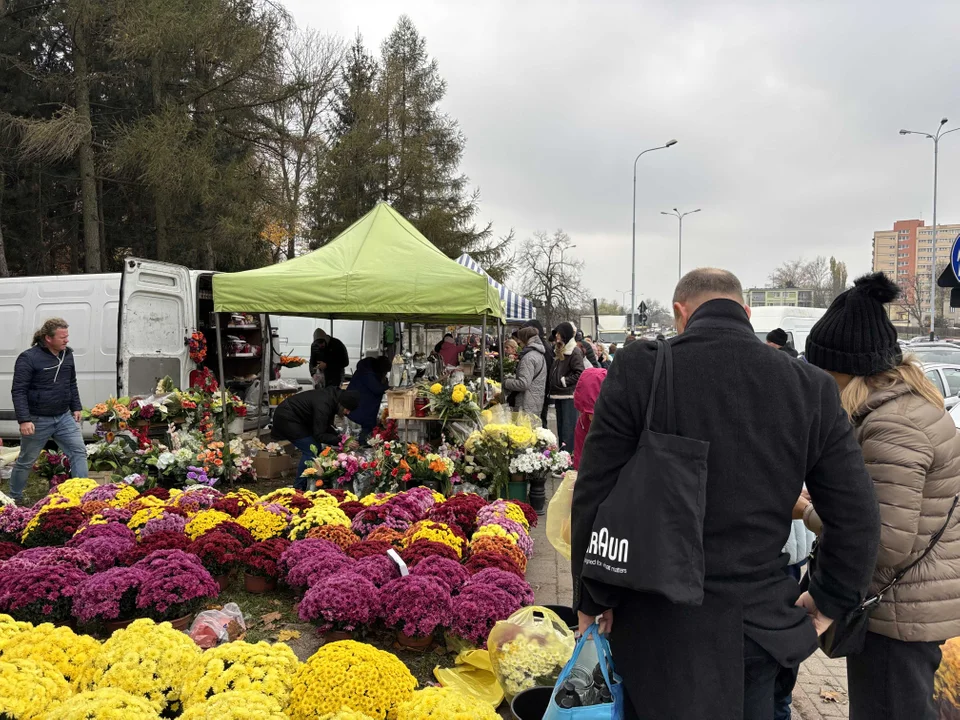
[{"x1": 285, "y1": 0, "x2": 960, "y2": 304}]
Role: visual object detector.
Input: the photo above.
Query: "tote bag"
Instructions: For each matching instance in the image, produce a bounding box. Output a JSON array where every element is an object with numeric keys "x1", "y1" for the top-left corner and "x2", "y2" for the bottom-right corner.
[
  {"x1": 543, "y1": 624, "x2": 624, "y2": 720},
  {"x1": 581, "y1": 339, "x2": 710, "y2": 606}
]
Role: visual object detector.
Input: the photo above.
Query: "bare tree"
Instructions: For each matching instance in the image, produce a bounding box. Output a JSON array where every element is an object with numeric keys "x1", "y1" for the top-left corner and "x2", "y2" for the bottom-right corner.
[
  {"x1": 515, "y1": 230, "x2": 587, "y2": 331},
  {"x1": 770, "y1": 255, "x2": 842, "y2": 306},
  {"x1": 769, "y1": 259, "x2": 807, "y2": 289},
  {"x1": 644, "y1": 298, "x2": 673, "y2": 328},
  {"x1": 897, "y1": 273, "x2": 927, "y2": 329}
]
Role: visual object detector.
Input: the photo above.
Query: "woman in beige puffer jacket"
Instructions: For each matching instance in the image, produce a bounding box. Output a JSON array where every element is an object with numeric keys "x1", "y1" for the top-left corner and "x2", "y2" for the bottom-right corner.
[{"x1": 802, "y1": 273, "x2": 960, "y2": 720}]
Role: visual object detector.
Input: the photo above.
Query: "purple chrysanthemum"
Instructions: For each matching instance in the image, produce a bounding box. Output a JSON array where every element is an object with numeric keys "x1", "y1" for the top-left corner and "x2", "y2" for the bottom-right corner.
[
  {"x1": 279, "y1": 539, "x2": 344, "y2": 579},
  {"x1": 449, "y1": 584, "x2": 521, "y2": 648},
  {"x1": 410, "y1": 555, "x2": 471, "y2": 593},
  {"x1": 72, "y1": 566, "x2": 148, "y2": 623},
  {"x1": 298, "y1": 571, "x2": 380, "y2": 633},
  {"x1": 466, "y1": 568, "x2": 535, "y2": 606},
  {"x1": 380, "y1": 575, "x2": 452, "y2": 638},
  {"x1": 353, "y1": 554, "x2": 401, "y2": 588}
]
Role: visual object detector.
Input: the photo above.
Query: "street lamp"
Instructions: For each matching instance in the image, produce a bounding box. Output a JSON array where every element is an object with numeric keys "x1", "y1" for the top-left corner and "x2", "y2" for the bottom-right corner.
[
  {"x1": 661, "y1": 208, "x2": 701, "y2": 280},
  {"x1": 900, "y1": 118, "x2": 960, "y2": 340},
  {"x1": 631, "y1": 139, "x2": 677, "y2": 331}
]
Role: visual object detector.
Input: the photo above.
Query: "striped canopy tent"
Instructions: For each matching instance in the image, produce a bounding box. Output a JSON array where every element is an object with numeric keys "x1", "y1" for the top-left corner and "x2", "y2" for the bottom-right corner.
[{"x1": 455, "y1": 254, "x2": 535, "y2": 324}]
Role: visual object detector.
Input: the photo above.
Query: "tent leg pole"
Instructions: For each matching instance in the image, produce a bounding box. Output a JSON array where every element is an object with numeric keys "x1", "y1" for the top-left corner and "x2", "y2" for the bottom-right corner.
[
  {"x1": 480, "y1": 314, "x2": 487, "y2": 406},
  {"x1": 214, "y1": 312, "x2": 231, "y2": 481},
  {"x1": 499, "y1": 324, "x2": 505, "y2": 392}
]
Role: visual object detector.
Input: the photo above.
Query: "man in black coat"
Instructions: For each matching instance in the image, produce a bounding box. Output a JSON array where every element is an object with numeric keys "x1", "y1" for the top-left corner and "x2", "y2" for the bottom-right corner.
[
  {"x1": 767, "y1": 327, "x2": 800, "y2": 358},
  {"x1": 272, "y1": 387, "x2": 359, "y2": 490},
  {"x1": 571, "y1": 268, "x2": 880, "y2": 720},
  {"x1": 309, "y1": 329, "x2": 350, "y2": 389}
]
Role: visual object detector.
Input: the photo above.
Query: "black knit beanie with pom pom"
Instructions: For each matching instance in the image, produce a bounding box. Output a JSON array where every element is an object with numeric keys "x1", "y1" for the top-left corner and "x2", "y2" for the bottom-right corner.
[{"x1": 805, "y1": 273, "x2": 903, "y2": 377}]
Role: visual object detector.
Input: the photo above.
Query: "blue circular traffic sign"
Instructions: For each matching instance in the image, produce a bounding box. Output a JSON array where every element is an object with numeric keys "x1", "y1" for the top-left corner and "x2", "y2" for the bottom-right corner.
[{"x1": 952, "y1": 234, "x2": 960, "y2": 282}]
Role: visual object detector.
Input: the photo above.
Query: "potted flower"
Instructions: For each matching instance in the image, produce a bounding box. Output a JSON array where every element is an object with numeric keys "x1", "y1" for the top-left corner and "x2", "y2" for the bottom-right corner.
[
  {"x1": 427, "y1": 382, "x2": 482, "y2": 426},
  {"x1": 32, "y1": 450, "x2": 71, "y2": 490},
  {"x1": 72, "y1": 566, "x2": 149, "y2": 632},
  {"x1": 240, "y1": 538, "x2": 292, "y2": 593},
  {"x1": 20, "y1": 505, "x2": 86, "y2": 548},
  {"x1": 380, "y1": 575, "x2": 453, "y2": 649},
  {"x1": 449, "y1": 583, "x2": 522, "y2": 648},
  {"x1": 133, "y1": 549, "x2": 220, "y2": 629},
  {"x1": 0, "y1": 563, "x2": 87, "y2": 625},
  {"x1": 188, "y1": 530, "x2": 245, "y2": 591},
  {"x1": 298, "y1": 571, "x2": 380, "y2": 641}
]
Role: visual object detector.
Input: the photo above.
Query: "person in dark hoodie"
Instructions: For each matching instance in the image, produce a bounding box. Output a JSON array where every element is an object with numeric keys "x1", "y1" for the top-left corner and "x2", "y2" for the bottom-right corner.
[
  {"x1": 522, "y1": 320, "x2": 554, "y2": 427},
  {"x1": 309, "y1": 329, "x2": 350, "y2": 388},
  {"x1": 346, "y1": 356, "x2": 392, "y2": 443},
  {"x1": 767, "y1": 328, "x2": 800, "y2": 358},
  {"x1": 272, "y1": 387, "x2": 360, "y2": 489},
  {"x1": 550, "y1": 322, "x2": 585, "y2": 452},
  {"x1": 575, "y1": 330, "x2": 599, "y2": 367}
]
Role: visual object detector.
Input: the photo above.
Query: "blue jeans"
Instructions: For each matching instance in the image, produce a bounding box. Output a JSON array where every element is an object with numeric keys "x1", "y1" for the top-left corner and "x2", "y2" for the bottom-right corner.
[
  {"x1": 10, "y1": 413, "x2": 88, "y2": 503},
  {"x1": 774, "y1": 563, "x2": 804, "y2": 719},
  {"x1": 555, "y1": 399, "x2": 577, "y2": 452},
  {"x1": 291, "y1": 437, "x2": 317, "y2": 491}
]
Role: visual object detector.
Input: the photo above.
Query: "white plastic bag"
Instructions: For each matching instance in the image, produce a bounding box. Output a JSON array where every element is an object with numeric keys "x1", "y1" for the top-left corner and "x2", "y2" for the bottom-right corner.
[{"x1": 188, "y1": 602, "x2": 246, "y2": 648}]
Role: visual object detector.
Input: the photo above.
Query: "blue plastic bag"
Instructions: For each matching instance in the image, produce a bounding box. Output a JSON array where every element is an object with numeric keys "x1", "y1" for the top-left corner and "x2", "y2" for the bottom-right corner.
[{"x1": 543, "y1": 624, "x2": 625, "y2": 720}]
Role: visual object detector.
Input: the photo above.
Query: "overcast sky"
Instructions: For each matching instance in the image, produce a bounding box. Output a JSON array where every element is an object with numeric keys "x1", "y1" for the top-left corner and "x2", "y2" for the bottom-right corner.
[{"x1": 285, "y1": 0, "x2": 960, "y2": 308}]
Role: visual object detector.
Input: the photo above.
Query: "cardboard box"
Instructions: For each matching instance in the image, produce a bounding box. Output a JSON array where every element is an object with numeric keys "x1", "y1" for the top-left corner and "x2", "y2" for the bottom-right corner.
[{"x1": 253, "y1": 453, "x2": 295, "y2": 480}]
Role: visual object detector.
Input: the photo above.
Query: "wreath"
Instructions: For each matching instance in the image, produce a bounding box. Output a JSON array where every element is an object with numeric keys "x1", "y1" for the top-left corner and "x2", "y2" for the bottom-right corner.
[{"x1": 188, "y1": 331, "x2": 208, "y2": 363}]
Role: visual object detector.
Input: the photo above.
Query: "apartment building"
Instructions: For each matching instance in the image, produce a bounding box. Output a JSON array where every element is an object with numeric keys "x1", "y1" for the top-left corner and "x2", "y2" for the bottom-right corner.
[{"x1": 743, "y1": 288, "x2": 816, "y2": 307}]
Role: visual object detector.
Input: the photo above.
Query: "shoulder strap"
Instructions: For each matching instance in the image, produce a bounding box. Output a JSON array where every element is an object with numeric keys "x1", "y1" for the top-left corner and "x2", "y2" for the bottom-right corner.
[
  {"x1": 662, "y1": 339, "x2": 677, "y2": 435},
  {"x1": 644, "y1": 340, "x2": 665, "y2": 430},
  {"x1": 873, "y1": 494, "x2": 960, "y2": 599}
]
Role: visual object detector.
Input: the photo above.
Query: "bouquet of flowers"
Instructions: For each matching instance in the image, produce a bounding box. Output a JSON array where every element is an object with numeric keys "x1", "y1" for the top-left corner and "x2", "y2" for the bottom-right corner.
[
  {"x1": 72, "y1": 566, "x2": 149, "y2": 624},
  {"x1": 134, "y1": 549, "x2": 220, "y2": 620},
  {"x1": 188, "y1": 331, "x2": 207, "y2": 363},
  {"x1": 380, "y1": 575, "x2": 452, "y2": 639},
  {"x1": 308, "y1": 446, "x2": 364, "y2": 489},
  {"x1": 487, "y1": 606, "x2": 576, "y2": 698},
  {"x1": 427, "y1": 382, "x2": 481, "y2": 425},
  {"x1": 32, "y1": 449, "x2": 71, "y2": 489},
  {"x1": 83, "y1": 397, "x2": 133, "y2": 427},
  {"x1": 298, "y1": 571, "x2": 381, "y2": 633},
  {"x1": 240, "y1": 538, "x2": 292, "y2": 580}
]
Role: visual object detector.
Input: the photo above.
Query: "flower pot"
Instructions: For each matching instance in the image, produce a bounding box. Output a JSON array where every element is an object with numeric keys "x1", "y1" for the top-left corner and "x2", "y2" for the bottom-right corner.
[
  {"x1": 244, "y1": 572, "x2": 276, "y2": 594},
  {"x1": 324, "y1": 629, "x2": 354, "y2": 642},
  {"x1": 215, "y1": 573, "x2": 232, "y2": 592},
  {"x1": 510, "y1": 686, "x2": 553, "y2": 720},
  {"x1": 528, "y1": 474, "x2": 547, "y2": 515},
  {"x1": 169, "y1": 613, "x2": 193, "y2": 632},
  {"x1": 507, "y1": 480, "x2": 529, "y2": 502},
  {"x1": 397, "y1": 630, "x2": 434, "y2": 650},
  {"x1": 103, "y1": 618, "x2": 135, "y2": 634},
  {"x1": 422, "y1": 479, "x2": 443, "y2": 494}
]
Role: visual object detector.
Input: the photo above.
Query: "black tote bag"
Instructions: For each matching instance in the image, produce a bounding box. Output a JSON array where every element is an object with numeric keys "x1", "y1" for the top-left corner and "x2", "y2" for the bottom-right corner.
[{"x1": 581, "y1": 339, "x2": 711, "y2": 605}]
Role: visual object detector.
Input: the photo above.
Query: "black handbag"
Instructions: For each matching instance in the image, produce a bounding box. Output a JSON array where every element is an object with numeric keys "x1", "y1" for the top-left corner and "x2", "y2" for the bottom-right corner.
[
  {"x1": 804, "y1": 493, "x2": 959, "y2": 658},
  {"x1": 581, "y1": 339, "x2": 711, "y2": 605}
]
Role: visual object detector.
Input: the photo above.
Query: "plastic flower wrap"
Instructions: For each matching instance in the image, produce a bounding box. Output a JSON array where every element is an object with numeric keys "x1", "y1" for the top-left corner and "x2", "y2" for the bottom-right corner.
[
  {"x1": 410, "y1": 556, "x2": 470, "y2": 593},
  {"x1": 134, "y1": 549, "x2": 219, "y2": 620},
  {"x1": 0, "y1": 563, "x2": 87, "y2": 624},
  {"x1": 240, "y1": 538, "x2": 292, "y2": 579},
  {"x1": 21, "y1": 505, "x2": 86, "y2": 548},
  {"x1": 402, "y1": 521, "x2": 467, "y2": 559},
  {"x1": 286, "y1": 554, "x2": 356, "y2": 590},
  {"x1": 400, "y1": 539, "x2": 461, "y2": 567},
  {"x1": 396, "y1": 686, "x2": 501, "y2": 720},
  {"x1": 298, "y1": 572, "x2": 381, "y2": 633},
  {"x1": 181, "y1": 690, "x2": 289, "y2": 720},
  {"x1": 44, "y1": 687, "x2": 161, "y2": 719},
  {"x1": 237, "y1": 505, "x2": 290, "y2": 541},
  {"x1": 78, "y1": 618, "x2": 201, "y2": 715},
  {"x1": 0, "y1": 656, "x2": 72, "y2": 720},
  {"x1": 346, "y1": 540, "x2": 393, "y2": 560},
  {"x1": 305, "y1": 523, "x2": 361, "y2": 550},
  {"x1": 72, "y1": 566, "x2": 148, "y2": 624},
  {"x1": 487, "y1": 606, "x2": 576, "y2": 699},
  {"x1": 380, "y1": 575, "x2": 451, "y2": 639},
  {"x1": 0, "y1": 623, "x2": 100, "y2": 688},
  {"x1": 288, "y1": 640, "x2": 417, "y2": 720},
  {"x1": 469, "y1": 535, "x2": 527, "y2": 573},
  {"x1": 464, "y1": 550, "x2": 524, "y2": 578},
  {"x1": 179, "y1": 640, "x2": 299, "y2": 709},
  {"x1": 289, "y1": 504, "x2": 352, "y2": 540},
  {"x1": 279, "y1": 538, "x2": 344, "y2": 579},
  {"x1": 427, "y1": 493, "x2": 488, "y2": 536},
  {"x1": 117, "y1": 530, "x2": 191, "y2": 566},
  {"x1": 184, "y1": 509, "x2": 234, "y2": 541},
  {"x1": 468, "y1": 568, "x2": 535, "y2": 606},
  {"x1": 353, "y1": 554, "x2": 401, "y2": 588},
  {"x1": 188, "y1": 530, "x2": 244, "y2": 577},
  {"x1": 449, "y1": 584, "x2": 522, "y2": 648}
]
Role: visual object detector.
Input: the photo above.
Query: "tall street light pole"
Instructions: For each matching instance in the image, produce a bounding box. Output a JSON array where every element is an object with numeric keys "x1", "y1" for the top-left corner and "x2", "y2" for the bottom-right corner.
[
  {"x1": 632, "y1": 139, "x2": 677, "y2": 331},
  {"x1": 900, "y1": 119, "x2": 960, "y2": 340},
  {"x1": 661, "y1": 208, "x2": 701, "y2": 281}
]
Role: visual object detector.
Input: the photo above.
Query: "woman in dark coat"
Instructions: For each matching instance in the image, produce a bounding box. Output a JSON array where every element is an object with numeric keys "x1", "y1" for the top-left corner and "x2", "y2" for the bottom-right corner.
[
  {"x1": 549, "y1": 322, "x2": 585, "y2": 452},
  {"x1": 346, "y1": 356, "x2": 391, "y2": 443}
]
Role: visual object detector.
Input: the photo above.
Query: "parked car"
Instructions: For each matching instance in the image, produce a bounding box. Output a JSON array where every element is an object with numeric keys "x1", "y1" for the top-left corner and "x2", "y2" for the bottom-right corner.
[
  {"x1": 906, "y1": 343, "x2": 960, "y2": 365},
  {"x1": 949, "y1": 402, "x2": 960, "y2": 430},
  {"x1": 923, "y1": 363, "x2": 960, "y2": 411}
]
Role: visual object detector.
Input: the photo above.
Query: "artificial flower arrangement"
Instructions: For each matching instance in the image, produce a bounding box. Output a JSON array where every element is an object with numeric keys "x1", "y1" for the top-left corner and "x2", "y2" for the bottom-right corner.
[
  {"x1": 279, "y1": 355, "x2": 306, "y2": 368},
  {"x1": 426, "y1": 382, "x2": 481, "y2": 425},
  {"x1": 307, "y1": 446, "x2": 365, "y2": 489},
  {"x1": 188, "y1": 330, "x2": 208, "y2": 363},
  {"x1": 83, "y1": 396, "x2": 133, "y2": 427}
]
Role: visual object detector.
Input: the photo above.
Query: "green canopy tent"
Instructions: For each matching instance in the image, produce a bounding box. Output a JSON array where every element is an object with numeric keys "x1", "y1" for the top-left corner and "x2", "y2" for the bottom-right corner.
[
  {"x1": 212, "y1": 202, "x2": 505, "y2": 324},
  {"x1": 211, "y1": 203, "x2": 505, "y2": 438}
]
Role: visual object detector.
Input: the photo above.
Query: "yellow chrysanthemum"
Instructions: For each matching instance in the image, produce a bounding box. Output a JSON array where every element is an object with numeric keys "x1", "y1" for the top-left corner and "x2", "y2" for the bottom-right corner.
[
  {"x1": 472, "y1": 524, "x2": 520, "y2": 546},
  {"x1": 319, "y1": 710, "x2": 377, "y2": 720},
  {"x1": 108, "y1": 484, "x2": 141, "y2": 509},
  {"x1": 430, "y1": 383, "x2": 443, "y2": 395},
  {"x1": 180, "y1": 641, "x2": 298, "y2": 709},
  {"x1": 288, "y1": 641, "x2": 417, "y2": 720},
  {"x1": 20, "y1": 495, "x2": 80, "y2": 542},
  {"x1": 43, "y1": 687, "x2": 161, "y2": 719},
  {"x1": 127, "y1": 506, "x2": 167, "y2": 533},
  {"x1": 0, "y1": 623, "x2": 100, "y2": 689},
  {"x1": 181, "y1": 690, "x2": 289, "y2": 720},
  {"x1": 359, "y1": 493, "x2": 395, "y2": 507},
  {"x1": 402, "y1": 521, "x2": 466, "y2": 558},
  {"x1": 304, "y1": 490, "x2": 340, "y2": 508},
  {"x1": 396, "y1": 686, "x2": 501, "y2": 719},
  {"x1": 77, "y1": 619, "x2": 201, "y2": 715},
  {"x1": 183, "y1": 509, "x2": 234, "y2": 541},
  {"x1": 288, "y1": 505, "x2": 352, "y2": 540},
  {"x1": 0, "y1": 657, "x2": 71, "y2": 720},
  {"x1": 53, "y1": 478, "x2": 100, "y2": 503},
  {"x1": 491, "y1": 627, "x2": 575, "y2": 698},
  {"x1": 0, "y1": 613, "x2": 32, "y2": 649},
  {"x1": 237, "y1": 506, "x2": 290, "y2": 541}
]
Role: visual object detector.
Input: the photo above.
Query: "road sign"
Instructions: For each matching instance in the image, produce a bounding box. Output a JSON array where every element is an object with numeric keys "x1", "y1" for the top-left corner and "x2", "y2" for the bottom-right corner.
[
  {"x1": 952, "y1": 233, "x2": 960, "y2": 282},
  {"x1": 638, "y1": 301, "x2": 647, "y2": 315}
]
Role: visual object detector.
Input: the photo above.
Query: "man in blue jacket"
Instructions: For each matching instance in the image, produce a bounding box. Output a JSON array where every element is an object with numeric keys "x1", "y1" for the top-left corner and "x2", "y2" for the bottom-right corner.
[{"x1": 9, "y1": 318, "x2": 88, "y2": 504}]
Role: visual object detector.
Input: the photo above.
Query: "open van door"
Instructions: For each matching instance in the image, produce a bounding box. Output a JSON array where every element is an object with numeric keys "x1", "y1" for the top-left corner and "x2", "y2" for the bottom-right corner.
[{"x1": 118, "y1": 258, "x2": 192, "y2": 397}]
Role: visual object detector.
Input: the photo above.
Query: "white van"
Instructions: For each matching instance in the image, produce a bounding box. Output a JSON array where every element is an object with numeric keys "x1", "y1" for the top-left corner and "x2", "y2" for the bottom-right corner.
[
  {"x1": 0, "y1": 258, "x2": 381, "y2": 438},
  {"x1": 749, "y1": 306, "x2": 828, "y2": 353},
  {"x1": 270, "y1": 316, "x2": 382, "y2": 390}
]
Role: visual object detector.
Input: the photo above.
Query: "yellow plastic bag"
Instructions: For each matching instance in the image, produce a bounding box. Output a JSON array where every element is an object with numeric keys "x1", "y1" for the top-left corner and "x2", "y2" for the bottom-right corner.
[
  {"x1": 546, "y1": 470, "x2": 577, "y2": 560},
  {"x1": 434, "y1": 649, "x2": 504, "y2": 708},
  {"x1": 487, "y1": 606, "x2": 576, "y2": 700}
]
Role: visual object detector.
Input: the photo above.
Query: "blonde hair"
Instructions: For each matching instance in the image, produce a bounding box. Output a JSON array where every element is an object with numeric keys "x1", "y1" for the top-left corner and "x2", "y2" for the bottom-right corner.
[
  {"x1": 840, "y1": 355, "x2": 944, "y2": 417},
  {"x1": 32, "y1": 318, "x2": 68, "y2": 347}
]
